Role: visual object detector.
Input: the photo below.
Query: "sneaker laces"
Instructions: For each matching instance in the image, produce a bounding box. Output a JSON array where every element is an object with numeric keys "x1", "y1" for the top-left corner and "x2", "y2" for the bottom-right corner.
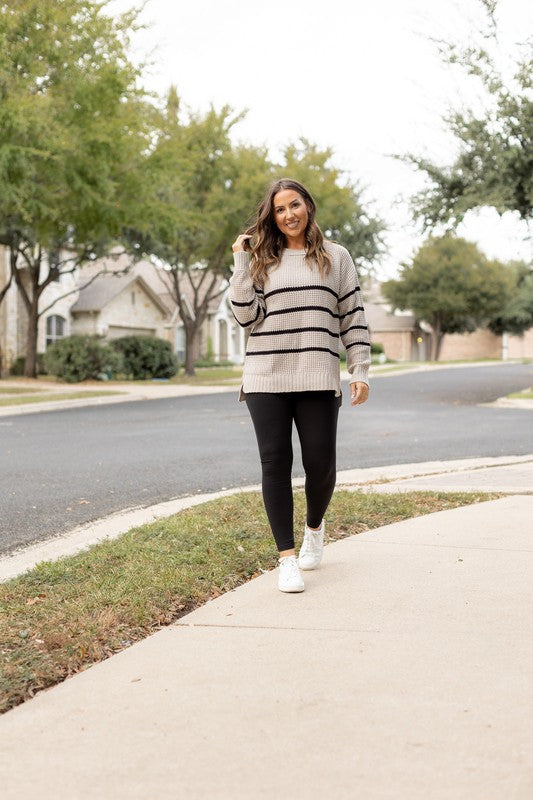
[
  {"x1": 279, "y1": 556, "x2": 300, "y2": 579},
  {"x1": 301, "y1": 527, "x2": 322, "y2": 555}
]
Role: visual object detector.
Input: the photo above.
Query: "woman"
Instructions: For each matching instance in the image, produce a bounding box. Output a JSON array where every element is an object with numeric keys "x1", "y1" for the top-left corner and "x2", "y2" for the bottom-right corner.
[{"x1": 229, "y1": 178, "x2": 370, "y2": 593}]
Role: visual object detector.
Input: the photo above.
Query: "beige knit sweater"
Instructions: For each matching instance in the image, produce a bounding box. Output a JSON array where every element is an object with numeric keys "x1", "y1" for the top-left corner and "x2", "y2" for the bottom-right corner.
[{"x1": 228, "y1": 240, "x2": 371, "y2": 405}]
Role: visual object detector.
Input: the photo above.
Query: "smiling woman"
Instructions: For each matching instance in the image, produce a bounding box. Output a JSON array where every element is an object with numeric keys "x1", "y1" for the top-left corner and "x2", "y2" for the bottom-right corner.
[
  {"x1": 273, "y1": 189, "x2": 309, "y2": 244},
  {"x1": 229, "y1": 177, "x2": 371, "y2": 592}
]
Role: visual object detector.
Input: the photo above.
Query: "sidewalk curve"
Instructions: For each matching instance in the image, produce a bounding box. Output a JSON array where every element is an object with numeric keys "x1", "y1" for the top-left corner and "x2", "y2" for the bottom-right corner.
[{"x1": 1, "y1": 494, "x2": 532, "y2": 799}]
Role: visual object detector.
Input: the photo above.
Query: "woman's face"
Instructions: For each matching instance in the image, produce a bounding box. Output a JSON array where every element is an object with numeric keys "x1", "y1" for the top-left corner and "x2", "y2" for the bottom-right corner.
[{"x1": 272, "y1": 189, "x2": 309, "y2": 243}]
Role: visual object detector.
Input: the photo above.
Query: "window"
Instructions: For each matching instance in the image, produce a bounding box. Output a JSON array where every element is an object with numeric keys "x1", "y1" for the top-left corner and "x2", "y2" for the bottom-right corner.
[
  {"x1": 176, "y1": 325, "x2": 185, "y2": 365},
  {"x1": 46, "y1": 315, "x2": 66, "y2": 348},
  {"x1": 48, "y1": 249, "x2": 61, "y2": 284}
]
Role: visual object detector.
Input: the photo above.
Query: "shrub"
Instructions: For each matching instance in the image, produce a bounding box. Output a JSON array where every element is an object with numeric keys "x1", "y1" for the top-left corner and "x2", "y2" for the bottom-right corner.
[
  {"x1": 194, "y1": 358, "x2": 235, "y2": 368},
  {"x1": 10, "y1": 354, "x2": 48, "y2": 376},
  {"x1": 43, "y1": 335, "x2": 124, "y2": 383},
  {"x1": 371, "y1": 342, "x2": 384, "y2": 355},
  {"x1": 110, "y1": 335, "x2": 178, "y2": 380}
]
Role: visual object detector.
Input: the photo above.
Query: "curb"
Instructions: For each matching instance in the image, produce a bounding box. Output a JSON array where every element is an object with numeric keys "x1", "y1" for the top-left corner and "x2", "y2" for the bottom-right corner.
[{"x1": 0, "y1": 384, "x2": 239, "y2": 417}]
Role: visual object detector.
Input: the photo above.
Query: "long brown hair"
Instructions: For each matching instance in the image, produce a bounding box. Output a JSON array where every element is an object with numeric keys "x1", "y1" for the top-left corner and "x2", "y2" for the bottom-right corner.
[{"x1": 242, "y1": 178, "x2": 332, "y2": 287}]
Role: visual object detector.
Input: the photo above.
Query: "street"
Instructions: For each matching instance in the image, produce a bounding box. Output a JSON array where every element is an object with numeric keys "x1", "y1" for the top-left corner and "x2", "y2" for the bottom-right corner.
[{"x1": 1, "y1": 363, "x2": 532, "y2": 554}]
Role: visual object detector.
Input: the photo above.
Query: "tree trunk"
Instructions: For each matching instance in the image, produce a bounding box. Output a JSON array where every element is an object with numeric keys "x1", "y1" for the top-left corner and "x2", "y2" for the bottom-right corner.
[
  {"x1": 184, "y1": 323, "x2": 199, "y2": 376},
  {"x1": 429, "y1": 329, "x2": 445, "y2": 361},
  {"x1": 24, "y1": 298, "x2": 40, "y2": 378},
  {"x1": 434, "y1": 332, "x2": 445, "y2": 361}
]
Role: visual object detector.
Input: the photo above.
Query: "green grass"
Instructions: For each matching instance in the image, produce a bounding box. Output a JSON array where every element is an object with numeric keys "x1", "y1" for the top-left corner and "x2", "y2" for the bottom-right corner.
[
  {"x1": 149, "y1": 367, "x2": 242, "y2": 385},
  {"x1": 0, "y1": 488, "x2": 500, "y2": 714},
  {"x1": 508, "y1": 387, "x2": 533, "y2": 399},
  {"x1": 0, "y1": 390, "x2": 125, "y2": 407},
  {"x1": 0, "y1": 387, "x2": 43, "y2": 395},
  {"x1": 117, "y1": 367, "x2": 242, "y2": 386}
]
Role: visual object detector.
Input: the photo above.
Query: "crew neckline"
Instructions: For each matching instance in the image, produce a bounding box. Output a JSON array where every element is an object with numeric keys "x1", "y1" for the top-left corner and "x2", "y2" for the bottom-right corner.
[{"x1": 282, "y1": 248, "x2": 306, "y2": 254}]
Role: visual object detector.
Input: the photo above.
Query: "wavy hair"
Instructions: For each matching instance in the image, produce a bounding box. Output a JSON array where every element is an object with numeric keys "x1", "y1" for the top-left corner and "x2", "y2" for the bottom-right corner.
[{"x1": 241, "y1": 178, "x2": 332, "y2": 287}]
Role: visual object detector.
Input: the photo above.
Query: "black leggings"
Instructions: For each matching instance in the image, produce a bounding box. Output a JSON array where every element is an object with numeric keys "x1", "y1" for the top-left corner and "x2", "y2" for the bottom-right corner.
[{"x1": 244, "y1": 390, "x2": 341, "y2": 552}]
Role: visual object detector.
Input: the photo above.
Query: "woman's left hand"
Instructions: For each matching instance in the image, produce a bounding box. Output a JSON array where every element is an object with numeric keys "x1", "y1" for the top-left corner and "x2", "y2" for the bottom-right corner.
[{"x1": 350, "y1": 382, "x2": 369, "y2": 406}]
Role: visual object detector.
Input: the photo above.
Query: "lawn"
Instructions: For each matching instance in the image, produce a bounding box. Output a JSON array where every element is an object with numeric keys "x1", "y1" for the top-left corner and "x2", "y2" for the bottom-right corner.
[{"x1": 0, "y1": 390, "x2": 126, "y2": 407}]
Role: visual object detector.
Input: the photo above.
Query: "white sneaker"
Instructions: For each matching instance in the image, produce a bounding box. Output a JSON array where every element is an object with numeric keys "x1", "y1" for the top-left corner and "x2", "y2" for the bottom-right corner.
[
  {"x1": 298, "y1": 519, "x2": 325, "y2": 570},
  {"x1": 278, "y1": 555, "x2": 305, "y2": 592}
]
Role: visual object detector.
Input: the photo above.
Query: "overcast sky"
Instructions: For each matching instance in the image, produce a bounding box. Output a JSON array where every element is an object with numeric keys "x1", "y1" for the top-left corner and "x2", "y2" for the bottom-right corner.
[{"x1": 110, "y1": 0, "x2": 532, "y2": 277}]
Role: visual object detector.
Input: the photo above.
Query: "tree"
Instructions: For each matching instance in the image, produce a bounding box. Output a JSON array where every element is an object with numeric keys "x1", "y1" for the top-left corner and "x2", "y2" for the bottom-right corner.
[
  {"x1": 395, "y1": 0, "x2": 532, "y2": 229},
  {"x1": 125, "y1": 87, "x2": 274, "y2": 376},
  {"x1": 488, "y1": 261, "x2": 533, "y2": 336},
  {"x1": 0, "y1": 0, "x2": 151, "y2": 376},
  {"x1": 382, "y1": 234, "x2": 511, "y2": 360}
]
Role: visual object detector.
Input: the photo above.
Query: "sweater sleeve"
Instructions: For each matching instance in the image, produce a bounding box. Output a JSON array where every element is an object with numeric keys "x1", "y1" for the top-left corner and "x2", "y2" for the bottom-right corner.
[
  {"x1": 337, "y1": 247, "x2": 371, "y2": 386},
  {"x1": 228, "y1": 250, "x2": 266, "y2": 328}
]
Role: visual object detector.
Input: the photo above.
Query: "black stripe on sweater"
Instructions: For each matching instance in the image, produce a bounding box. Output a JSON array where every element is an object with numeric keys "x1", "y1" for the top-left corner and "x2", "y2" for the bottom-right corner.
[
  {"x1": 264, "y1": 284, "x2": 339, "y2": 301},
  {"x1": 266, "y1": 305, "x2": 340, "y2": 319},
  {"x1": 345, "y1": 341, "x2": 371, "y2": 349},
  {"x1": 231, "y1": 306, "x2": 263, "y2": 328},
  {"x1": 245, "y1": 346, "x2": 341, "y2": 358},
  {"x1": 231, "y1": 298, "x2": 257, "y2": 307},
  {"x1": 338, "y1": 287, "x2": 361, "y2": 303},
  {"x1": 341, "y1": 323, "x2": 369, "y2": 333},
  {"x1": 339, "y1": 306, "x2": 364, "y2": 320},
  {"x1": 250, "y1": 325, "x2": 340, "y2": 340}
]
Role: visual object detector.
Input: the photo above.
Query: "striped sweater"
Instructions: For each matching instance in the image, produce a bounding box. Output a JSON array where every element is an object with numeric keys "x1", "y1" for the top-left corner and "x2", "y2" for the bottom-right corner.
[{"x1": 228, "y1": 240, "x2": 371, "y2": 405}]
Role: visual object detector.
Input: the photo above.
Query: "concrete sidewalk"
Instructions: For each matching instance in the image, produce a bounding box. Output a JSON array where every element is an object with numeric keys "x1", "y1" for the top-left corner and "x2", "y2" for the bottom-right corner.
[{"x1": 1, "y1": 461, "x2": 532, "y2": 798}]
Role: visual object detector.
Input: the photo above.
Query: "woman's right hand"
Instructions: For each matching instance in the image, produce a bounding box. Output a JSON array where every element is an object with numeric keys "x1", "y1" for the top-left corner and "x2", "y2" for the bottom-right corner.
[{"x1": 232, "y1": 233, "x2": 252, "y2": 253}]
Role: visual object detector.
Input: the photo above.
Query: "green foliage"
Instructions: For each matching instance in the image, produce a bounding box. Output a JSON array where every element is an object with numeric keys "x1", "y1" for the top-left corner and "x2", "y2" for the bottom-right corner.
[
  {"x1": 43, "y1": 335, "x2": 124, "y2": 382},
  {"x1": 0, "y1": 0, "x2": 150, "y2": 247},
  {"x1": 382, "y1": 234, "x2": 512, "y2": 358},
  {"x1": 370, "y1": 342, "x2": 385, "y2": 355},
  {"x1": 395, "y1": 3, "x2": 532, "y2": 227},
  {"x1": 0, "y1": 0, "x2": 152, "y2": 377},
  {"x1": 488, "y1": 261, "x2": 533, "y2": 335},
  {"x1": 9, "y1": 353, "x2": 47, "y2": 376},
  {"x1": 110, "y1": 336, "x2": 178, "y2": 380}
]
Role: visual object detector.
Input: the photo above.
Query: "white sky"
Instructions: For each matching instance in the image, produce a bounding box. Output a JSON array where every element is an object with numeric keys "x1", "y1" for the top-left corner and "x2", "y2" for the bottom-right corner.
[{"x1": 110, "y1": 0, "x2": 532, "y2": 277}]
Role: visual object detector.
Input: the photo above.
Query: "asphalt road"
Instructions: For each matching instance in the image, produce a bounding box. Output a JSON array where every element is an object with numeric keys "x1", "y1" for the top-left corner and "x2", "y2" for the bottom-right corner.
[{"x1": 1, "y1": 363, "x2": 532, "y2": 555}]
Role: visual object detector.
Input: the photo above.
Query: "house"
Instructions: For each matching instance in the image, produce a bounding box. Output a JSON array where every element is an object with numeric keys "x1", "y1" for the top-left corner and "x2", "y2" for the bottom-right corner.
[{"x1": 0, "y1": 246, "x2": 246, "y2": 375}]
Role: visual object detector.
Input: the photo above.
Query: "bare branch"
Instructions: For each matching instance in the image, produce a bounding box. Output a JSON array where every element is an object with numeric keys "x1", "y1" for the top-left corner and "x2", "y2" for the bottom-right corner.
[
  {"x1": 154, "y1": 266, "x2": 174, "y2": 295},
  {"x1": 0, "y1": 263, "x2": 13, "y2": 304}
]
